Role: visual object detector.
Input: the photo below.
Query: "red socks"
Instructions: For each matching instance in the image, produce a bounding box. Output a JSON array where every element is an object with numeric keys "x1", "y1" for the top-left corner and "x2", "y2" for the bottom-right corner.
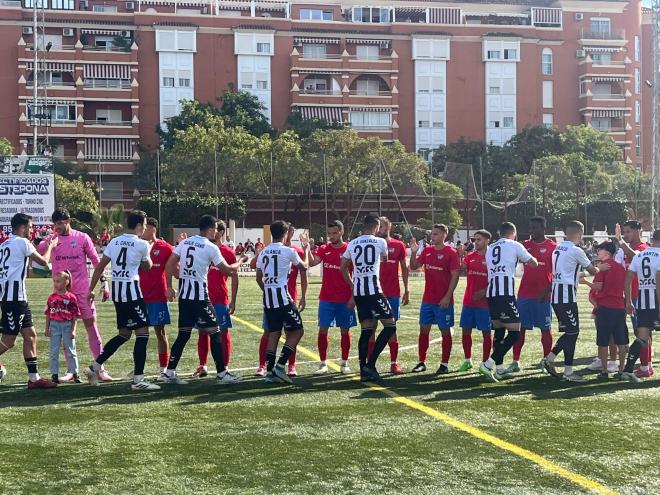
[
  {"x1": 222, "y1": 331, "x2": 232, "y2": 367},
  {"x1": 418, "y1": 333, "x2": 430, "y2": 362},
  {"x1": 541, "y1": 331, "x2": 553, "y2": 357},
  {"x1": 289, "y1": 349, "x2": 297, "y2": 366},
  {"x1": 318, "y1": 333, "x2": 330, "y2": 361},
  {"x1": 367, "y1": 340, "x2": 375, "y2": 360},
  {"x1": 641, "y1": 345, "x2": 651, "y2": 366},
  {"x1": 340, "y1": 332, "x2": 351, "y2": 361},
  {"x1": 482, "y1": 331, "x2": 493, "y2": 363},
  {"x1": 198, "y1": 333, "x2": 210, "y2": 367},
  {"x1": 512, "y1": 329, "x2": 526, "y2": 361},
  {"x1": 158, "y1": 352, "x2": 170, "y2": 369},
  {"x1": 441, "y1": 334, "x2": 452, "y2": 364},
  {"x1": 389, "y1": 340, "x2": 399, "y2": 363},
  {"x1": 462, "y1": 333, "x2": 472, "y2": 360},
  {"x1": 258, "y1": 334, "x2": 268, "y2": 367}
]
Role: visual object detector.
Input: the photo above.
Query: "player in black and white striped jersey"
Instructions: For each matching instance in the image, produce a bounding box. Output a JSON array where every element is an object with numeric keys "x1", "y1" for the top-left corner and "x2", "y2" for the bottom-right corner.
[
  {"x1": 256, "y1": 220, "x2": 310, "y2": 384},
  {"x1": 479, "y1": 222, "x2": 538, "y2": 382},
  {"x1": 340, "y1": 213, "x2": 394, "y2": 383},
  {"x1": 542, "y1": 220, "x2": 600, "y2": 382},
  {"x1": 0, "y1": 213, "x2": 57, "y2": 389},
  {"x1": 163, "y1": 215, "x2": 246, "y2": 385},
  {"x1": 622, "y1": 229, "x2": 660, "y2": 382},
  {"x1": 86, "y1": 210, "x2": 159, "y2": 391}
]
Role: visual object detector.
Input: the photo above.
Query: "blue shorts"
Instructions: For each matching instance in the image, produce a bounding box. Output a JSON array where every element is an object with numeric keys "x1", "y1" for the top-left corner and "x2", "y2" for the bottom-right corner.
[
  {"x1": 419, "y1": 303, "x2": 454, "y2": 329},
  {"x1": 388, "y1": 297, "x2": 401, "y2": 321},
  {"x1": 318, "y1": 301, "x2": 357, "y2": 329},
  {"x1": 517, "y1": 298, "x2": 552, "y2": 331},
  {"x1": 459, "y1": 306, "x2": 491, "y2": 331},
  {"x1": 214, "y1": 304, "x2": 233, "y2": 329},
  {"x1": 146, "y1": 302, "x2": 170, "y2": 326}
]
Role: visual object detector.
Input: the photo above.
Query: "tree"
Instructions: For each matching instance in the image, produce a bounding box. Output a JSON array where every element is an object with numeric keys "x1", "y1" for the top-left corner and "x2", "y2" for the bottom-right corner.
[
  {"x1": 286, "y1": 111, "x2": 343, "y2": 138},
  {"x1": 508, "y1": 126, "x2": 562, "y2": 172},
  {"x1": 96, "y1": 204, "x2": 124, "y2": 237},
  {"x1": 0, "y1": 137, "x2": 12, "y2": 155},
  {"x1": 157, "y1": 99, "x2": 223, "y2": 151},
  {"x1": 417, "y1": 177, "x2": 463, "y2": 230},
  {"x1": 219, "y1": 88, "x2": 274, "y2": 138},
  {"x1": 54, "y1": 174, "x2": 99, "y2": 232}
]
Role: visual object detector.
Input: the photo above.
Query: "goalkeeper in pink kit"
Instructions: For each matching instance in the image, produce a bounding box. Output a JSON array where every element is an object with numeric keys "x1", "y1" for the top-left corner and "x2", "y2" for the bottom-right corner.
[{"x1": 38, "y1": 208, "x2": 113, "y2": 381}]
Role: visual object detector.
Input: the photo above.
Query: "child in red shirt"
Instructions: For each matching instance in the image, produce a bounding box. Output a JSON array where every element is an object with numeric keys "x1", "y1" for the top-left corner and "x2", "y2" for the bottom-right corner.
[
  {"x1": 588, "y1": 242, "x2": 629, "y2": 378},
  {"x1": 45, "y1": 271, "x2": 81, "y2": 383}
]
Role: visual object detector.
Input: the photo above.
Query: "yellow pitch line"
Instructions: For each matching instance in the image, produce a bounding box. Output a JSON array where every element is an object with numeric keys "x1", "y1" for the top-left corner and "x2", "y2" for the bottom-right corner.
[{"x1": 233, "y1": 315, "x2": 617, "y2": 495}]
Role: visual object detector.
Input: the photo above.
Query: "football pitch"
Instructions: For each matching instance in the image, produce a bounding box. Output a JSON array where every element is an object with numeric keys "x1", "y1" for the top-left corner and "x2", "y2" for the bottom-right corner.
[{"x1": 1, "y1": 277, "x2": 659, "y2": 495}]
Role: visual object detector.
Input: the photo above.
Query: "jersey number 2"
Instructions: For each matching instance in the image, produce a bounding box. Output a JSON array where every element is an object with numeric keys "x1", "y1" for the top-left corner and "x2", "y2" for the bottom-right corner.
[
  {"x1": 262, "y1": 255, "x2": 279, "y2": 276},
  {"x1": 354, "y1": 245, "x2": 376, "y2": 267}
]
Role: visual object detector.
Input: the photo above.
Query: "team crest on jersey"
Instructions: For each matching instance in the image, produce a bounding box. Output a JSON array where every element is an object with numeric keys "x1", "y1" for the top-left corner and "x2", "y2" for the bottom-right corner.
[
  {"x1": 389, "y1": 247, "x2": 395, "y2": 253},
  {"x1": 540, "y1": 248, "x2": 547, "y2": 253},
  {"x1": 63, "y1": 299, "x2": 70, "y2": 305},
  {"x1": 153, "y1": 249, "x2": 160, "y2": 256},
  {"x1": 69, "y1": 240, "x2": 77, "y2": 249},
  {"x1": 437, "y1": 254, "x2": 444, "y2": 260}
]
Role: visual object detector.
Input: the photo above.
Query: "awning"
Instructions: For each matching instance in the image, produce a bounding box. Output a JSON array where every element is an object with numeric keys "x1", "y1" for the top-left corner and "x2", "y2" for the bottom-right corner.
[
  {"x1": 25, "y1": 61, "x2": 75, "y2": 72},
  {"x1": 84, "y1": 64, "x2": 131, "y2": 79},
  {"x1": 592, "y1": 76, "x2": 627, "y2": 82},
  {"x1": 346, "y1": 38, "x2": 390, "y2": 48},
  {"x1": 428, "y1": 7, "x2": 461, "y2": 24},
  {"x1": 299, "y1": 69, "x2": 342, "y2": 75},
  {"x1": 81, "y1": 29, "x2": 123, "y2": 36},
  {"x1": 349, "y1": 107, "x2": 391, "y2": 112},
  {"x1": 298, "y1": 106, "x2": 343, "y2": 123},
  {"x1": 85, "y1": 138, "x2": 133, "y2": 160},
  {"x1": 26, "y1": 98, "x2": 77, "y2": 106},
  {"x1": 584, "y1": 46, "x2": 623, "y2": 52},
  {"x1": 294, "y1": 37, "x2": 340, "y2": 45},
  {"x1": 592, "y1": 109, "x2": 626, "y2": 117},
  {"x1": 464, "y1": 12, "x2": 529, "y2": 17}
]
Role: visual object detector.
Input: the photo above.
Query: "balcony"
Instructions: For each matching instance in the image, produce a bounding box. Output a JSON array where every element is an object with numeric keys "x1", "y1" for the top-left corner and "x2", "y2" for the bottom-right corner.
[
  {"x1": 591, "y1": 93, "x2": 626, "y2": 100},
  {"x1": 349, "y1": 90, "x2": 392, "y2": 97},
  {"x1": 299, "y1": 89, "x2": 341, "y2": 96},
  {"x1": 299, "y1": 53, "x2": 343, "y2": 60},
  {"x1": 83, "y1": 79, "x2": 131, "y2": 89},
  {"x1": 26, "y1": 81, "x2": 76, "y2": 88},
  {"x1": 578, "y1": 29, "x2": 627, "y2": 47},
  {"x1": 83, "y1": 120, "x2": 133, "y2": 127}
]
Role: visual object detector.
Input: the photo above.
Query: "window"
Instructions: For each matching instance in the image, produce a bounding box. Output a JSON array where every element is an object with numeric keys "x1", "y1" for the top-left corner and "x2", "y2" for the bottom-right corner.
[
  {"x1": 162, "y1": 77, "x2": 174, "y2": 87},
  {"x1": 579, "y1": 80, "x2": 587, "y2": 96},
  {"x1": 590, "y1": 17, "x2": 610, "y2": 34},
  {"x1": 93, "y1": 4, "x2": 117, "y2": 12},
  {"x1": 543, "y1": 114, "x2": 553, "y2": 128},
  {"x1": 503, "y1": 116, "x2": 514, "y2": 128},
  {"x1": 543, "y1": 81, "x2": 553, "y2": 108},
  {"x1": 635, "y1": 68, "x2": 640, "y2": 94},
  {"x1": 635, "y1": 35, "x2": 640, "y2": 62},
  {"x1": 487, "y1": 50, "x2": 501, "y2": 60},
  {"x1": 96, "y1": 109, "x2": 122, "y2": 122},
  {"x1": 303, "y1": 44, "x2": 326, "y2": 59},
  {"x1": 591, "y1": 53, "x2": 611, "y2": 65},
  {"x1": 356, "y1": 78, "x2": 381, "y2": 95},
  {"x1": 489, "y1": 120, "x2": 500, "y2": 128},
  {"x1": 256, "y1": 42, "x2": 270, "y2": 53},
  {"x1": 256, "y1": 80, "x2": 268, "y2": 89},
  {"x1": 591, "y1": 118, "x2": 610, "y2": 131},
  {"x1": 50, "y1": 0, "x2": 74, "y2": 9},
  {"x1": 356, "y1": 45, "x2": 379, "y2": 60},
  {"x1": 303, "y1": 78, "x2": 328, "y2": 92},
  {"x1": 635, "y1": 100, "x2": 641, "y2": 124},
  {"x1": 349, "y1": 111, "x2": 391, "y2": 128},
  {"x1": 299, "y1": 9, "x2": 333, "y2": 21},
  {"x1": 542, "y1": 48, "x2": 553, "y2": 75},
  {"x1": 239, "y1": 72, "x2": 252, "y2": 89},
  {"x1": 352, "y1": 7, "x2": 391, "y2": 23},
  {"x1": 418, "y1": 120, "x2": 430, "y2": 128},
  {"x1": 489, "y1": 85, "x2": 500, "y2": 94},
  {"x1": 179, "y1": 78, "x2": 190, "y2": 87},
  {"x1": 418, "y1": 148, "x2": 432, "y2": 162},
  {"x1": 504, "y1": 49, "x2": 517, "y2": 60},
  {"x1": 416, "y1": 76, "x2": 430, "y2": 93},
  {"x1": 635, "y1": 132, "x2": 641, "y2": 157}
]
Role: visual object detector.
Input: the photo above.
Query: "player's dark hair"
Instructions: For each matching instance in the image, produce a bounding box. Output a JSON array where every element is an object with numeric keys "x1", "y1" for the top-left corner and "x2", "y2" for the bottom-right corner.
[
  {"x1": 328, "y1": 219, "x2": 344, "y2": 231},
  {"x1": 216, "y1": 220, "x2": 226, "y2": 232},
  {"x1": 596, "y1": 241, "x2": 617, "y2": 256},
  {"x1": 433, "y1": 224, "x2": 449, "y2": 233},
  {"x1": 270, "y1": 220, "x2": 288, "y2": 240},
  {"x1": 529, "y1": 216, "x2": 546, "y2": 228},
  {"x1": 653, "y1": 229, "x2": 660, "y2": 242},
  {"x1": 622, "y1": 220, "x2": 642, "y2": 231},
  {"x1": 127, "y1": 210, "x2": 147, "y2": 229},
  {"x1": 363, "y1": 213, "x2": 380, "y2": 230},
  {"x1": 199, "y1": 214, "x2": 217, "y2": 232},
  {"x1": 147, "y1": 217, "x2": 158, "y2": 229},
  {"x1": 565, "y1": 220, "x2": 584, "y2": 232},
  {"x1": 11, "y1": 212, "x2": 32, "y2": 230},
  {"x1": 51, "y1": 207, "x2": 70, "y2": 223},
  {"x1": 499, "y1": 222, "x2": 516, "y2": 236},
  {"x1": 474, "y1": 229, "x2": 492, "y2": 239}
]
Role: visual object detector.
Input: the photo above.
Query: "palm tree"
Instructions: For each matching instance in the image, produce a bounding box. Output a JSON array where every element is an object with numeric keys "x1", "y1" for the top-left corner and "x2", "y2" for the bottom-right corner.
[{"x1": 96, "y1": 204, "x2": 124, "y2": 237}]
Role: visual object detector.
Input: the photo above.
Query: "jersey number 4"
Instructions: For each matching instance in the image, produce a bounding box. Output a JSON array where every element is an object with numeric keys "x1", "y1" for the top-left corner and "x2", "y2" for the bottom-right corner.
[{"x1": 116, "y1": 247, "x2": 128, "y2": 269}]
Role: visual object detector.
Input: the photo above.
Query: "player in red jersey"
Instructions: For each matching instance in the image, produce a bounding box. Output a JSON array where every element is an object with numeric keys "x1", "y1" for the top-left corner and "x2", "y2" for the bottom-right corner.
[
  {"x1": 373, "y1": 217, "x2": 409, "y2": 374},
  {"x1": 409, "y1": 224, "x2": 460, "y2": 375},
  {"x1": 139, "y1": 217, "x2": 174, "y2": 378},
  {"x1": 506, "y1": 216, "x2": 556, "y2": 373},
  {"x1": 611, "y1": 220, "x2": 651, "y2": 376},
  {"x1": 192, "y1": 220, "x2": 244, "y2": 378},
  {"x1": 310, "y1": 220, "x2": 356, "y2": 375},
  {"x1": 253, "y1": 224, "x2": 308, "y2": 376},
  {"x1": 458, "y1": 230, "x2": 492, "y2": 371}
]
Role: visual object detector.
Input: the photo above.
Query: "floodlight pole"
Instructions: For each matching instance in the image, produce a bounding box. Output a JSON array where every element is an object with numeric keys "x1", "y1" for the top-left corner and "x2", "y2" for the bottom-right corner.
[{"x1": 32, "y1": 0, "x2": 38, "y2": 155}]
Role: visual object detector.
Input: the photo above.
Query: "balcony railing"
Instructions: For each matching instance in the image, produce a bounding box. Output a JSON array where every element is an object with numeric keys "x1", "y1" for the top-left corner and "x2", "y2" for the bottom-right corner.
[
  {"x1": 591, "y1": 93, "x2": 626, "y2": 100},
  {"x1": 299, "y1": 53, "x2": 343, "y2": 60},
  {"x1": 348, "y1": 90, "x2": 392, "y2": 96},
  {"x1": 350, "y1": 124, "x2": 392, "y2": 131},
  {"x1": 84, "y1": 120, "x2": 132, "y2": 126},
  {"x1": 83, "y1": 79, "x2": 131, "y2": 89},
  {"x1": 82, "y1": 45, "x2": 132, "y2": 53},
  {"x1": 26, "y1": 81, "x2": 76, "y2": 88},
  {"x1": 591, "y1": 126, "x2": 626, "y2": 133},
  {"x1": 579, "y1": 28, "x2": 626, "y2": 40},
  {"x1": 299, "y1": 89, "x2": 341, "y2": 95}
]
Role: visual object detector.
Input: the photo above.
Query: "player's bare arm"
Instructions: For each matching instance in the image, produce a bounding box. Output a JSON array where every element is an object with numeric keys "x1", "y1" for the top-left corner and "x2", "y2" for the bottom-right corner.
[
  {"x1": 439, "y1": 269, "x2": 459, "y2": 308},
  {"x1": 340, "y1": 257, "x2": 353, "y2": 288},
  {"x1": 88, "y1": 255, "x2": 111, "y2": 303},
  {"x1": 218, "y1": 256, "x2": 247, "y2": 275},
  {"x1": 165, "y1": 252, "x2": 180, "y2": 301},
  {"x1": 400, "y1": 257, "x2": 410, "y2": 305},
  {"x1": 524, "y1": 256, "x2": 539, "y2": 268},
  {"x1": 256, "y1": 268, "x2": 265, "y2": 291},
  {"x1": 624, "y1": 270, "x2": 635, "y2": 315},
  {"x1": 30, "y1": 236, "x2": 57, "y2": 266},
  {"x1": 409, "y1": 237, "x2": 421, "y2": 271},
  {"x1": 139, "y1": 257, "x2": 153, "y2": 272},
  {"x1": 229, "y1": 270, "x2": 239, "y2": 315}
]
